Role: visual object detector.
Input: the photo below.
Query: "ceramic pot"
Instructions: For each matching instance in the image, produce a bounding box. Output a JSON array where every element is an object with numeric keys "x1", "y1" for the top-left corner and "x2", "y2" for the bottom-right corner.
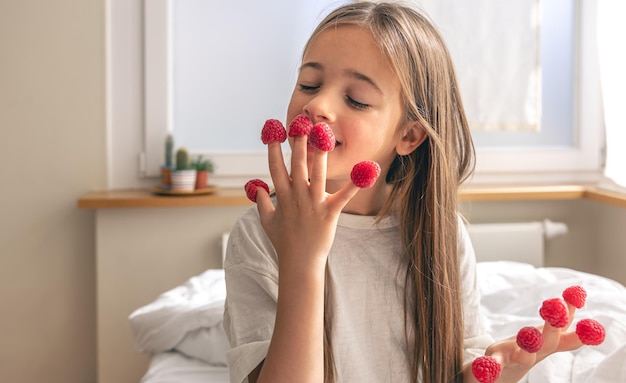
[
  {"x1": 195, "y1": 170, "x2": 209, "y2": 189},
  {"x1": 171, "y1": 170, "x2": 197, "y2": 192}
]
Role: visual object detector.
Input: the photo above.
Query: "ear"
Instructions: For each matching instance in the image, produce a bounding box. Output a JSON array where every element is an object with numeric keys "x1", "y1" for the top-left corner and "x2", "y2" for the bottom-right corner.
[{"x1": 396, "y1": 121, "x2": 426, "y2": 156}]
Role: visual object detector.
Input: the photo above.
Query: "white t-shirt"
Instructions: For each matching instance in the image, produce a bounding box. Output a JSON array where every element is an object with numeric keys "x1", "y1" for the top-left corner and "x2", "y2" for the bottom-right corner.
[{"x1": 223, "y1": 206, "x2": 493, "y2": 383}]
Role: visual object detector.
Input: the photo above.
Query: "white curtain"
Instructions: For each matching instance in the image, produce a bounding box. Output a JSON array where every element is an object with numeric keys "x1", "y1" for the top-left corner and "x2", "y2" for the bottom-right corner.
[
  {"x1": 598, "y1": 1, "x2": 626, "y2": 188},
  {"x1": 418, "y1": 0, "x2": 541, "y2": 132}
]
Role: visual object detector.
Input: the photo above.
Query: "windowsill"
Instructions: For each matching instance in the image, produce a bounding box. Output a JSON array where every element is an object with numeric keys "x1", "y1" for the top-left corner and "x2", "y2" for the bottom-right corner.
[{"x1": 77, "y1": 184, "x2": 626, "y2": 209}]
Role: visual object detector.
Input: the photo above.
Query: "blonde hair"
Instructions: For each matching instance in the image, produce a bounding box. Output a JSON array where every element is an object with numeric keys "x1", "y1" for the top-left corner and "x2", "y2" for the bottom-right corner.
[{"x1": 306, "y1": 2, "x2": 475, "y2": 383}]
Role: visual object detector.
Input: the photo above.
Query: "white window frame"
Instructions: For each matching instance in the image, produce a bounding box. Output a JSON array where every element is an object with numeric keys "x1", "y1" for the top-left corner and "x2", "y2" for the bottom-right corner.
[{"x1": 106, "y1": 0, "x2": 603, "y2": 190}]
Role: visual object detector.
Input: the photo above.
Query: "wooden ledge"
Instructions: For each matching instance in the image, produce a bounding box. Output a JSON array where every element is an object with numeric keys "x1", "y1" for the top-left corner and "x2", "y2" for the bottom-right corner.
[
  {"x1": 77, "y1": 188, "x2": 252, "y2": 209},
  {"x1": 78, "y1": 184, "x2": 626, "y2": 209},
  {"x1": 459, "y1": 184, "x2": 587, "y2": 202}
]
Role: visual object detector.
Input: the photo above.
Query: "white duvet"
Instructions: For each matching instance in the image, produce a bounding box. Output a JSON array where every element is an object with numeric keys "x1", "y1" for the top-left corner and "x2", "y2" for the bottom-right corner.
[{"x1": 129, "y1": 262, "x2": 626, "y2": 382}]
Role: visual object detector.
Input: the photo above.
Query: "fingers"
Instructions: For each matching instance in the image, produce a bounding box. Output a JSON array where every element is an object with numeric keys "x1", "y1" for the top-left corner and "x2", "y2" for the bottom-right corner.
[
  {"x1": 267, "y1": 142, "x2": 290, "y2": 195},
  {"x1": 255, "y1": 185, "x2": 275, "y2": 218},
  {"x1": 289, "y1": 136, "x2": 309, "y2": 190},
  {"x1": 540, "y1": 322, "x2": 562, "y2": 354},
  {"x1": 565, "y1": 302, "x2": 577, "y2": 330},
  {"x1": 328, "y1": 180, "x2": 360, "y2": 210},
  {"x1": 557, "y1": 331, "x2": 584, "y2": 352},
  {"x1": 309, "y1": 149, "x2": 327, "y2": 201}
]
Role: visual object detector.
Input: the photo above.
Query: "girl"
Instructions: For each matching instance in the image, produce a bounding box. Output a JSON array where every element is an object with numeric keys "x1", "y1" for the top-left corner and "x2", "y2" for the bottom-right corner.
[{"x1": 223, "y1": 2, "x2": 585, "y2": 382}]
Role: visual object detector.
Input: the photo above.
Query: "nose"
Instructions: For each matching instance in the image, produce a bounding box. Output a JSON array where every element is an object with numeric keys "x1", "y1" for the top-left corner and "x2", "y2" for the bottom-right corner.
[{"x1": 303, "y1": 90, "x2": 335, "y2": 124}]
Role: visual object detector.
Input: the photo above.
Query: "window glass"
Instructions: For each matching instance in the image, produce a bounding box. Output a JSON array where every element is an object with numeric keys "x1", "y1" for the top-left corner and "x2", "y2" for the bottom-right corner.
[{"x1": 171, "y1": 0, "x2": 349, "y2": 152}]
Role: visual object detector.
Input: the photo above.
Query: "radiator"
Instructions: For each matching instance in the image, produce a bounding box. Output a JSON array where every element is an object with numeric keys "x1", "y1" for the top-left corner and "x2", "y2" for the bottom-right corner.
[{"x1": 466, "y1": 220, "x2": 568, "y2": 267}]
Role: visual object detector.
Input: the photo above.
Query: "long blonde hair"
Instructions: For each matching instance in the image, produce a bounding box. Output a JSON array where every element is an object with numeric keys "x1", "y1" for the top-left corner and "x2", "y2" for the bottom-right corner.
[{"x1": 305, "y1": 2, "x2": 476, "y2": 382}]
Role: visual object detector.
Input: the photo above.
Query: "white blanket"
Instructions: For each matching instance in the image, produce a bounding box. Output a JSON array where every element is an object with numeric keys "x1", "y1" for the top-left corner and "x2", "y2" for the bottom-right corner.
[
  {"x1": 129, "y1": 269, "x2": 229, "y2": 366},
  {"x1": 130, "y1": 262, "x2": 626, "y2": 382}
]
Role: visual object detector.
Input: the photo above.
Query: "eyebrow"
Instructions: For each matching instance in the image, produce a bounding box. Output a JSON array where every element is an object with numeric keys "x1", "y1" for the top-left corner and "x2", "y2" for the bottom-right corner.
[{"x1": 299, "y1": 62, "x2": 384, "y2": 95}]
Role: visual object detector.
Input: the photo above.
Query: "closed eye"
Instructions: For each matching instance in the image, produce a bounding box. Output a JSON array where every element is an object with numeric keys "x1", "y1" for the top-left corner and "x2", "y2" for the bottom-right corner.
[
  {"x1": 346, "y1": 96, "x2": 369, "y2": 110},
  {"x1": 298, "y1": 84, "x2": 319, "y2": 92}
]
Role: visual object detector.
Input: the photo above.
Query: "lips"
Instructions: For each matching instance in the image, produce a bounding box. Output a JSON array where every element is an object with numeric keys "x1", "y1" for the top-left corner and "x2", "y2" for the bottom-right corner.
[{"x1": 306, "y1": 139, "x2": 341, "y2": 150}]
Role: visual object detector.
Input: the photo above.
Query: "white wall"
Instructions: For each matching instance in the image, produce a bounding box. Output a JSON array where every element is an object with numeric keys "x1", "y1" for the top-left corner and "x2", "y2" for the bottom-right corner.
[{"x1": 0, "y1": 1, "x2": 106, "y2": 382}]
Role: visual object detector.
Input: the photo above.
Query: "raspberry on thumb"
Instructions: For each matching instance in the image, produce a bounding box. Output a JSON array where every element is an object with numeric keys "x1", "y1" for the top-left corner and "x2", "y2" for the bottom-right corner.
[
  {"x1": 350, "y1": 161, "x2": 381, "y2": 188},
  {"x1": 576, "y1": 318, "x2": 606, "y2": 346},
  {"x1": 244, "y1": 179, "x2": 269, "y2": 203},
  {"x1": 471, "y1": 356, "x2": 501, "y2": 383}
]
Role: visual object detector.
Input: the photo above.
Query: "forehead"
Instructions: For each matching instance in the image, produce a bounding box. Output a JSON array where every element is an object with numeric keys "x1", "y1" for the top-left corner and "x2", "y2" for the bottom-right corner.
[{"x1": 303, "y1": 25, "x2": 399, "y2": 86}]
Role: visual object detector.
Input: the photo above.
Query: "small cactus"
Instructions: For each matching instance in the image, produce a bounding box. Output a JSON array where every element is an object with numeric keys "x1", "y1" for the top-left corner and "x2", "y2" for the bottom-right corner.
[
  {"x1": 175, "y1": 148, "x2": 191, "y2": 170},
  {"x1": 165, "y1": 134, "x2": 174, "y2": 168},
  {"x1": 192, "y1": 155, "x2": 214, "y2": 173}
]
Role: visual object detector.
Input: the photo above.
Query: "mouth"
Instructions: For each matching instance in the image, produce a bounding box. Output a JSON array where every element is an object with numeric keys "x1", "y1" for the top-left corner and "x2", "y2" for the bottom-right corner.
[{"x1": 307, "y1": 140, "x2": 341, "y2": 151}]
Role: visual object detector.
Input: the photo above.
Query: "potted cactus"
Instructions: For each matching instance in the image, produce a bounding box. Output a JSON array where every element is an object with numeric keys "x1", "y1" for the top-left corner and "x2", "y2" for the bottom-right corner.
[
  {"x1": 160, "y1": 134, "x2": 175, "y2": 189},
  {"x1": 170, "y1": 147, "x2": 197, "y2": 192},
  {"x1": 192, "y1": 155, "x2": 215, "y2": 190}
]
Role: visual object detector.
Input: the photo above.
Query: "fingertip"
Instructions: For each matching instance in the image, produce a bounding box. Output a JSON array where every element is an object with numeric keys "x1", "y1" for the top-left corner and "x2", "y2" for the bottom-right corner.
[
  {"x1": 330, "y1": 181, "x2": 360, "y2": 208},
  {"x1": 255, "y1": 189, "x2": 274, "y2": 214}
]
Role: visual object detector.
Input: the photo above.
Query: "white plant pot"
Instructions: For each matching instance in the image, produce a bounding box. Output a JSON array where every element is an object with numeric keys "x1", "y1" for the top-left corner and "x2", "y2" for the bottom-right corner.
[{"x1": 171, "y1": 170, "x2": 197, "y2": 192}]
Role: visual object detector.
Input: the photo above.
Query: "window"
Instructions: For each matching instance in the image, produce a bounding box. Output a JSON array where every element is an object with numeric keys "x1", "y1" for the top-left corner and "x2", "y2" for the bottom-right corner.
[
  {"x1": 121, "y1": 0, "x2": 602, "y2": 189},
  {"x1": 597, "y1": 0, "x2": 626, "y2": 190}
]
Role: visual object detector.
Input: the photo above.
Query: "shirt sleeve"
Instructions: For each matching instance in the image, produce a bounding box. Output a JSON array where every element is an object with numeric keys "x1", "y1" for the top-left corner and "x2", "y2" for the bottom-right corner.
[
  {"x1": 458, "y1": 216, "x2": 494, "y2": 364},
  {"x1": 223, "y1": 207, "x2": 279, "y2": 383}
]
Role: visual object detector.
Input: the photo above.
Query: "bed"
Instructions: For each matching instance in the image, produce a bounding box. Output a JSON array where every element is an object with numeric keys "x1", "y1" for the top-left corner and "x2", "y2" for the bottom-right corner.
[{"x1": 129, "y1": 262, "x2": 626, "y2": 383}]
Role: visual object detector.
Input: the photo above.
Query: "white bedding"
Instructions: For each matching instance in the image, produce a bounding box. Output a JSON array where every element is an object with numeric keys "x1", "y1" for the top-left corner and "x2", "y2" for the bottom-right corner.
[
  {"x1": 130, "y1": 262, "x2": 626, "y2": 383},
  {"x1": 140, "y1": 352, "x2": 229, "y2": 383}
]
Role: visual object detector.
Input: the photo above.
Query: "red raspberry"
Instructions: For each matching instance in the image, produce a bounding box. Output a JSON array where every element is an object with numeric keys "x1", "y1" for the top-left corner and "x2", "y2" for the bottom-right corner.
[
  {"x1": 244, "y1": 179, "x2": 269, "y2": 203},
  {"x1": 261, "y1": 119, "x2": 286, "y2": 144},
  {"x1": 576, "y1": 319, "x2": 606, "y2": 346},
  {"x1": 516, "y1": 326, "x2": 543, "y2": 353},
  {"x1": 562, "y1": 285, "x2": 587, "y2": 309},
  {"x1": 539, "y1": 298, "x2": 569, "y2": 328},
  {"x1": 471, "y1": 356, "x2": 501, "y2": 383},
  {"x1": 350, "y1": 161, "x2": 381, "y2": 188},
  {"x1": 288, "y1": 114, "x2": 312, "y2": 137},
  {"x1": 309, "y1": 122, "x2": 335, "y2": 151}
]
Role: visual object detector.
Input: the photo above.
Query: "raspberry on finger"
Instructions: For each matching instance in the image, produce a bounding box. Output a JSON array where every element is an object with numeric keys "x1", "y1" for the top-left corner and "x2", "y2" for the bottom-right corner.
[
  {"x1": 309, "y1": 122, "x2": 335, "y2": 151},
  {"x1": 563, "y1": 285, "x2": 587, "y2": 309},
  {"x1": 539, "y1": 298, "x2": 569, "y2": 328},
  {"x1": 288, "y1": 114, "x2": 313, "y2": 137},
  {"x1": 471, "y1": 356, "x2": 502, "y2": 383},
  {"x1": 516, "y1": 326, "x2": 544, "y2": 353},
  {"x1": 261, "y1": 119, "x2": 287, "y2": 144},
  {"x1": 244, "y1": 179, "x2": 270, "y2": 203}
]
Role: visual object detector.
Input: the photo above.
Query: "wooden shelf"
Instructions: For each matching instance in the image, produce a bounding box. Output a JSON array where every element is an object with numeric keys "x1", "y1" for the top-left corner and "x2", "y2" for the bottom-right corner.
[
  {"x1": 77, "y1": 188, "x2": 252, "y2": 209},
  {"x1": 77, "y1": 184, "x2": 626, "y2": 209},
  {"x1": 459, "y1": 184, "x2": 586, "y2": 202},
  {"x1": 584, "y1": 186, "x2": 626, "y2": 209}
]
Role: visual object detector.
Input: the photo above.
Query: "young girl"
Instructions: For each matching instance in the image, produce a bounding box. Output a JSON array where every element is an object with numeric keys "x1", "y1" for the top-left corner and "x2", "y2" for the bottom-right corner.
[{"x1": 223, "y1": 2, "x2": 585, "y2": 382}]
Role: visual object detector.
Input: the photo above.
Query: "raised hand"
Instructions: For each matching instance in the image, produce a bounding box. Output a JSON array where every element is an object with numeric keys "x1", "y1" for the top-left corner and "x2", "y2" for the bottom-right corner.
[{"x1": 246, "y1": 116, "x2": 380, "y2": 269}]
